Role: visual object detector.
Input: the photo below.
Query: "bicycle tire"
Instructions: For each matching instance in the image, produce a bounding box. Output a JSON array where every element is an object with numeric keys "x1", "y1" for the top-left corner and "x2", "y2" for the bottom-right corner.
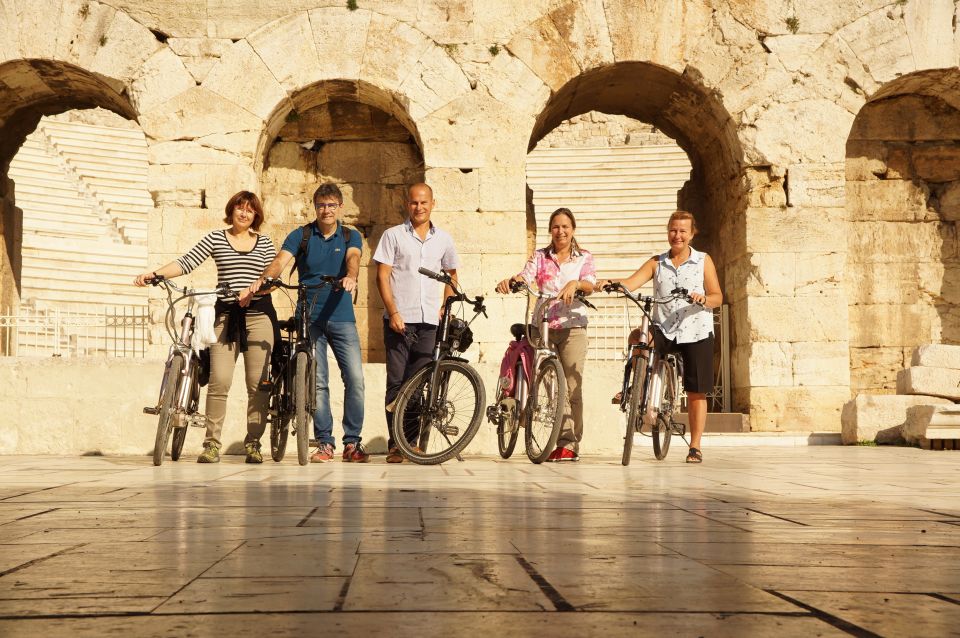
[
  {"x1": 525, "y1": 357, "x2": 566, "y2": 464},
  {"x1": 170, "y1": 367, "x2": 199, "y2": 462},
  {"x1": 652, "y1": 362, "x2": 675, "y2": 460},
  {"x1": 269, "y1": 371, "x2": 290, "y2": 462},
  {"x1": 392, "y1": 360, "x2": 485, "y2": 465},
  {"x1": 496, "y1": 360, "x2": 523, "y2": 459},
  {"x1": 292, "y1": 351, "x2": 311, "y2": 466},
  {"x1": 153, "y1": 354, "x2": 183, "y2": 466},
  {"x1": 622, "y1": 356, "x2": 647, "y2": 467}
]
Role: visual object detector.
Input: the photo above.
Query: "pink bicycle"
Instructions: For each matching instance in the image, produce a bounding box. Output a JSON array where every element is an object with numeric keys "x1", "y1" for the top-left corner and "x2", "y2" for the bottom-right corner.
[{"x1": 486, "y1": 280, "x2": 595, "y2": 463}]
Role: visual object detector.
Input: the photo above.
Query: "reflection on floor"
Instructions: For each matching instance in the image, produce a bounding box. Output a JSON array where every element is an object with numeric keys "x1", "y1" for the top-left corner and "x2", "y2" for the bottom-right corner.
[{"x1": 0, "y1": 447, "x2": 957, "y2": 636}]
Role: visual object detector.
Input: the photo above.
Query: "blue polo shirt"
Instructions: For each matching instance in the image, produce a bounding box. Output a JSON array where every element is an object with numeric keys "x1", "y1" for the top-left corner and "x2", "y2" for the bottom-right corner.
[{"x1": 281, "y1": 222, "x2": 362, "y2": 324}]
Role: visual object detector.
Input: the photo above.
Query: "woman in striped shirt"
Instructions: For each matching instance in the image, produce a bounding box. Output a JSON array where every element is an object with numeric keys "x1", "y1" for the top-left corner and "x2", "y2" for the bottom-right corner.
[{"x1": 134, "y1": 191, "x2": 277, "y2": 464}]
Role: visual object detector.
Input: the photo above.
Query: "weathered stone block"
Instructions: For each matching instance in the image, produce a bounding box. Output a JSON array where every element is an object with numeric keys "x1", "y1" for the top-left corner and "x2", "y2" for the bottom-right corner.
[
  {"x1": 837, "y1": 8, "x2": 914, "y2": 84},
  {"x1": 848, "y1": 304, "x2": 937, "y2": 348},
  {"x1": 89, "y1": 9, "x2": 163, "y2": 86},
  {"x1": 846, "y1": 180, "x2": 931, "y2": 222},
  {"x1": 786, "y1": 163, "x2": 844, "y2": 208},
  {"x1": 844, "y1": 261, "x2": 921, "y2": 305},
  {"x1": 903, "y1": 404, "x2": 960, "y2": 444},
  {"x1": 202, "y1": 40, "x2": 288, "y2": 121},
  {"x1": 847, "y1": 220, "x2": 949, "y2": 262},
  {"x1": 505, "y1": 14, "x2": 580, "y2": 92},
  {"x1": 850, "y1": 346, "x2": 909, "y2": 393},
  {"x1": 841, "y1": 394, "x2": 952, "y2": 444},
  {"x1": 747, "y1": 386, "x2": 849, "y2": 432},
  {"x1": 129, "y1": 48, "x2": 195, "y2": 115},
  {"x1": 140, "y1": 87, "x2": 264, "y2": 141},
  {"x1": 792, "y1": 342, "x2": 850, "y2": 387},
  {"x1": 898, "y1": 366, "x2": 960, "y2": 400},
  {"x1": 745, "y1": 207, "x2": 846, "y2": 253},
  {"x1": 911, "y1": 344, "x2": 960, "y2": 369},
  {"x1": 360, "y1": 12, "x2": 431, "y2": 92},
  {"x1": 167, "y1": 38, "x2": 234, "y2": 84},
  {"x1": 547, "y1": 0, "x2": 614, "y2": 71},
  {"x1": 399, "y1": 46, "x2": 472, "y2": 120},
  {"x1": 248, "y1": 12, "x2": 322, "y2": 92},
  {"x1": 912, "y1": 145, "x2": 960, "y2": 183},
  {"x1": 745, "y1": 296, "x2": 848, "y2": 343}
]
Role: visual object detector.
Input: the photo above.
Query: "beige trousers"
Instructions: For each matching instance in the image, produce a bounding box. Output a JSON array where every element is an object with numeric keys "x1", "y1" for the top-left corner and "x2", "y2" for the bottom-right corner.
[
  {"x1": 204, "y1": 312, "x2": 274, "y2": 447},
  {"x1": 548, "y1": 327, "x2": 588, "y2": 453}
]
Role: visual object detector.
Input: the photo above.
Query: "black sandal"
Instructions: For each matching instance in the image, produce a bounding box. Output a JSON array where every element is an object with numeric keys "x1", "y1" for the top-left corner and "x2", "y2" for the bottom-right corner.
[{"x1": 685, "y1": 447, "x2": 702, "y2": 464}]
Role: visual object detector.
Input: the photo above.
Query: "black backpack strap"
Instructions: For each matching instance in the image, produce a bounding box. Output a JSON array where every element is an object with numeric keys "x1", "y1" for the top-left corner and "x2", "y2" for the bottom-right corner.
[{"x1": 290, "y1": 222, "x2": 313, "y2": 278}]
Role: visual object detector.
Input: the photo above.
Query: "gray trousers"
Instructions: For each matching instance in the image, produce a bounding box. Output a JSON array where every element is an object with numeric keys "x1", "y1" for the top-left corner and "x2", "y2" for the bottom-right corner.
[{"x1": 548, "y1": 327, "x2": 588, "y2": 453}]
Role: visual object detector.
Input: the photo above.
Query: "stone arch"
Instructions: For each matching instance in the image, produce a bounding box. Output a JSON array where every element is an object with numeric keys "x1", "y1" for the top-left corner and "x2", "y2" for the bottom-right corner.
[
  {"x1": 0, "y1": 59, "x2": 141, "y2": 318},
  {"x1": 846, "y1": 68, "x2": 960, "y2": 394},
  {"x1": 257, "y1": 79, "x2": 426, "y2": 363},
  {"x1": 526, "y1": 61, "x2": 746, "y2": 408}
]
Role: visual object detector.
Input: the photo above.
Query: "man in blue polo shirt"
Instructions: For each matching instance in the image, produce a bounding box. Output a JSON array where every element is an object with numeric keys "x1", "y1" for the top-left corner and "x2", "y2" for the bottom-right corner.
[{"x1": 251, "y1": 182, "x2": 368, "y2": 462}]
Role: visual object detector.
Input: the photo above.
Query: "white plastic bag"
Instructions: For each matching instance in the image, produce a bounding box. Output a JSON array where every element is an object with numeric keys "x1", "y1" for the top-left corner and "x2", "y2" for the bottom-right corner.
[{"x1": 191, "y1": 293, "x2": 219, "y2": 353}]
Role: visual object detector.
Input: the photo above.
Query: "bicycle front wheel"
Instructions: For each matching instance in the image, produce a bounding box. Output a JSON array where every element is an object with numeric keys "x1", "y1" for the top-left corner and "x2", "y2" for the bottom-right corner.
[
  {"x1": 170, "y1": 367, "x2": 199, "y2": 462},
  {"x1": 525, "y1": 357, "x2": 566, "y2": 464},
  {"x1": 652, "y1": 362, "x2": 675, "y2": 460},
  {"x1": 495, "y1": 361, "x2": 524, "y2": 459},
  {"x1": 153, "y1": 354, "x2": 183, "y2": 466},
  {"x1": 292, "y1": 351, "x2": 311, "y2": 466},
  {"x1": 269, "y1": 370, "x2": 290, "y2": 462},
  {"x1": 622, "y1": 357, "x2": 647, "y2": 467},
  {"x1": 392, "y1": 360, "x2": 485, "y2": 465}
]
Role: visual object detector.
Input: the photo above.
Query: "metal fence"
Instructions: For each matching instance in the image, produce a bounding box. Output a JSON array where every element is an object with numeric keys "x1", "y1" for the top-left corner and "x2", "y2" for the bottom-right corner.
[
  {"x1": 0, "y1": 305, "x2": 149, "y2": 358},
  {"x1": 587, "y1": 300, "x2": 731, "y2": 413}
]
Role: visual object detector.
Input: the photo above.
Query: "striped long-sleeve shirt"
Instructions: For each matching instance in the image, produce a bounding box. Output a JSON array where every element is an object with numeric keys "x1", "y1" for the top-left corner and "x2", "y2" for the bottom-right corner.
[{"x1": 176, "y1": 230, "x2": 276, "y2": 299}]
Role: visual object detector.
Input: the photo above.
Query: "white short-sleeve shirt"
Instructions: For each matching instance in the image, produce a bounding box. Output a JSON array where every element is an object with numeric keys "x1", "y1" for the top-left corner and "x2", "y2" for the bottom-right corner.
[{"x1": 373, "y1": 220, "x2": 460, "y2": 326}]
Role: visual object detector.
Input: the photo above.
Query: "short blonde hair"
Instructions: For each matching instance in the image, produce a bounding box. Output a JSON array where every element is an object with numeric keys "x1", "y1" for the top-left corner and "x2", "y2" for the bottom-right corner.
[{"x1": 667, "y1": 210, "x2": 698, "y2": 234}]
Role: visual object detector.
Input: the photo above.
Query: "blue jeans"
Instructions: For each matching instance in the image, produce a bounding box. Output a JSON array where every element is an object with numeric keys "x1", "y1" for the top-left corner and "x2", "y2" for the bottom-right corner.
[{"x1": 309, "y1": 321, "x2": 364, "y2": 447}]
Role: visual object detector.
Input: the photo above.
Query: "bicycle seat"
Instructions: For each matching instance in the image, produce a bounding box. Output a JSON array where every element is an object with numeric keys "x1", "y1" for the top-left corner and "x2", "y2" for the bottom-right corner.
[
  {"x1": 277, "y1": 317, "x2": 297, "y2": 332},
  {"x1": 510, "y1": 323, "x2": 525, "y2": 341}
]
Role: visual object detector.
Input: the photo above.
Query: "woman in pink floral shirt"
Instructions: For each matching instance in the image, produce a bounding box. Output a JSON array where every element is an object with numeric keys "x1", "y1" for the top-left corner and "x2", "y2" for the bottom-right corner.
[{"x1": 496, "y1": 208, "x2": 596, "y2": 461}]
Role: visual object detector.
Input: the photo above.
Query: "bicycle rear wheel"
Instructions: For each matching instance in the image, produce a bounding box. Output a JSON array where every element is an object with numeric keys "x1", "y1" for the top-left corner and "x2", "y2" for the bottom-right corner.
[
  {"x1": 622, "y1": 356, "x2": 647, "y2": 467},
  {"x1": 269, "y1": 370, "x2": 290, "y2": 462},
  {"x1": 153, "y1": 354, "x2": 183, "y2": 466},
  {"x1": 652, "y1": 361, "x2": 676, "y2": 460},
  {"x1": 393, "y1": 360, "x2": 485, "y2": 465},
  {"x1": 292, "y1": 351, "x2": 311, "y2": 466},
  {"x1": 495, "y1": 361, "x2": 523, "y2": 459},
  {"x1": 525, "y1": 358, "x2": 566, "y2": 464}
]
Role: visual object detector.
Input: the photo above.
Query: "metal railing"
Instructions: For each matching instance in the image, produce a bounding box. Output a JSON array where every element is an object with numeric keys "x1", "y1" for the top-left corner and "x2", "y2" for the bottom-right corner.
[
  {"x1": 0, "y1": 305, "x2": 149, "y2": 358},
  {"x1": 587, "y1": 299, "x2": 731, "y2": 413}
]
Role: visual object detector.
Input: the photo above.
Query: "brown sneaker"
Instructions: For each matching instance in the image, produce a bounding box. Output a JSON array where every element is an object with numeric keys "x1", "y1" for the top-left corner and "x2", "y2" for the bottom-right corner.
[
  {"x1": 310, "y1": 443, "x2": 334, "y2": 463},
  {"x1": 342, "y1": 442, "x2": 370, "y2": 463},
  {"x1": 385, "y1": 446, "x2": 405, "y2": 463}
]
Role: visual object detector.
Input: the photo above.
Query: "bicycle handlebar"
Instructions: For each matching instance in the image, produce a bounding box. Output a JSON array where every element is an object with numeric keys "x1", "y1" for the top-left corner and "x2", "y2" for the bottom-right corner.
[
  {"x1": 149, "y1": 275, "x2": 237, "y2": 299},
  {"x1": 261, "y1": 276, "x2": 340, "y2": 292},
  {"x1": 418, "y1": 268, "x2": 487, "y2": 317},
  {"x1": 504, "y1": 279, "x2": 596, "y2": 309},
  {"x1": 601, "y1": 281, "x2": 701, "y2": 307}
]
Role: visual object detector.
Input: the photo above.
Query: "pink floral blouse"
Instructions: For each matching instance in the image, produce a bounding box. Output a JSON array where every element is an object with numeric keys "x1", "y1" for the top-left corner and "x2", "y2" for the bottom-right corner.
[{"x1": 518, "y1": 247, "x2": 597, "y2": 329}]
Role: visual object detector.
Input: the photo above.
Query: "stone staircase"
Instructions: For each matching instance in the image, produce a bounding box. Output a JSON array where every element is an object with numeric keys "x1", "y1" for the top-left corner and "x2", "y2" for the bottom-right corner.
[
  {"x1": 7, "y1": 118, "x2": 150, "y2": 311},
  {"x1": 842, "y1": 344, "x2": 960, "y2": 448}
]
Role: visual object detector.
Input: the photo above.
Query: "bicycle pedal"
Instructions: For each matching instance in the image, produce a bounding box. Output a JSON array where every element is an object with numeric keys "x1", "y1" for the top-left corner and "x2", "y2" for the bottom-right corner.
[
  {"x1": 441, "y1": 425, "x2": 460, "y2": 436},
  {"x1": 143, "y1": 406, "x2": 160, "y2": 415},
  {"x1": 187, "y1": 414, "x2": 206, "y2": 427}
]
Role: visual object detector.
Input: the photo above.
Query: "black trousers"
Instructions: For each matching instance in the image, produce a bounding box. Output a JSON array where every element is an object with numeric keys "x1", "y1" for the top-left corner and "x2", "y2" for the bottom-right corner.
[{"x1": 383, "y1": 319, "x2": 437, "y2": 449}]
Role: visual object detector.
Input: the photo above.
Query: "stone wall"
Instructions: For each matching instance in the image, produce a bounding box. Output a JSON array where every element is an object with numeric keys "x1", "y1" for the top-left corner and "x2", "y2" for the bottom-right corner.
[
  {"x1": 847, "y1": 72, "x2": 960, "y2": 395},
  {"x1": 1, "y1": 0, "x2": 960, "y2": 434},
  {"x1": 537, "y1": 112, "x2": 675, "y2": 149}
]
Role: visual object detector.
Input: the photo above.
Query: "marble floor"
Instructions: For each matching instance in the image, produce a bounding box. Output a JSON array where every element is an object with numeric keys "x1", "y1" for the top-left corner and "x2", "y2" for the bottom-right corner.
[{"x1": 0, "y1": 446, "x2": 957, "y2": 637}]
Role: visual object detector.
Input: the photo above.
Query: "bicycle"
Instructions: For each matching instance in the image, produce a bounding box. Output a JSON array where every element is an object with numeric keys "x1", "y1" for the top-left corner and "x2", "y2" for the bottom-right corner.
[
  {"x1": 486, "y1": 280, "x2": 596, "y2": 463},
  {"x1": 602, "y1": 282, "x2": 695, "y2": 464},
  {"x1": 390, "y1": 267, "x2": 487, "y2": 465},
  {"x1": 261, "y1": 275, "x2": 341, "y2": 466},
  {"x1": 143, "y1": 276, "x2": 236, "y2": 466}
]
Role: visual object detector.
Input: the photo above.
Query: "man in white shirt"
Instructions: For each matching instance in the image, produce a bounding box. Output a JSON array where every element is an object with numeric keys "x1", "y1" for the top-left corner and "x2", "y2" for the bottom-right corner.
[{"x1": 373, "y1": 183, "x2": 460, "y2": 463}]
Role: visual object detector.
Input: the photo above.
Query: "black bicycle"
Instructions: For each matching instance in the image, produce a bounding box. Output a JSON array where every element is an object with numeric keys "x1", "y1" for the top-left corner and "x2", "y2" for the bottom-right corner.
[
  {"x1": 261, "y1": 276, "x2": 340, "y2": 465},
  {"x1": 390, "y1": 267, "x2": 487, "y2": 465},
  {"x1": 602, "y1": 282, "x2": 694, "y2": 464},
  {"x1": 143, "y1": 276, "x2": 235, "y2": 466}
]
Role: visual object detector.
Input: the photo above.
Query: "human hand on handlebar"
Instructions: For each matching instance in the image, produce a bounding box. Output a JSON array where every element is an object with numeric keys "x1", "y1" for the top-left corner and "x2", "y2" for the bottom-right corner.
[
  {"x1": 134, "y1": 271, "x2": 157, "y2": 287},
  {"x1": 496, "y1": 276, "x2": 520, "y2": 295},
  {"x1": 557, "y1": 280, "x2": 580, "y2": 305},
  {"x1": 688, "y1": 292, "x2": 707, "y2": 307}
]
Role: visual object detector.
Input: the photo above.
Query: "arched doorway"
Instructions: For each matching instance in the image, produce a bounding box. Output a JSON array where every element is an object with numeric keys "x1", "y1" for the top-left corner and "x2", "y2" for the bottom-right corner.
[
  {"x1": 257, "y1": 80, "x2": 425, "y2": 364},
  {"x1": 846, "y1": 68, "x2": 960, "y2": 394},
  {"x1": 0, "y1": 59, "x2": 147, "y2": 356},
  {"x1": 528, "y1": 62, "x2": 745, "y2": 412}
]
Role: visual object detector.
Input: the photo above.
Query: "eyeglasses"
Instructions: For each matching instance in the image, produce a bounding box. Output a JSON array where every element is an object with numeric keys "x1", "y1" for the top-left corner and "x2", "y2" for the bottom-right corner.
[{"x1": 314, "y1": 202, "x2": 341, "y2": 210}]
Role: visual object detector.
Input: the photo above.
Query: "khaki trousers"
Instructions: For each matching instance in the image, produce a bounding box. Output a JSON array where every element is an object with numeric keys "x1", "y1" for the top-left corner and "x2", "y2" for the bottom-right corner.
[
  {"x1": 548, "y1": 327, "x2": 588, "y2": 453},
  {"x1": 204, "y1": 312, "x2": 274, "y2": 447}
]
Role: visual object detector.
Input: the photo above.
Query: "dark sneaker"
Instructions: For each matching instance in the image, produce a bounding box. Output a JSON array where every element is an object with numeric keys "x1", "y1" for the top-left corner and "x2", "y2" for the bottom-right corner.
[
  {"x1": 342, "y1": 443, "x2": 370, "y2": 463},
  {"x1": 244, "y1": 442, "x2": 263, "y2": 464},
  {"x1": 385, "y1": 446, "x2": 405, "y2": 463},
  {"x1": 197, "y1": 443, "x2": 220, "y2": 463},
  {"x1": 310, "y1": 443, "x2": 334, "y2": 463}
]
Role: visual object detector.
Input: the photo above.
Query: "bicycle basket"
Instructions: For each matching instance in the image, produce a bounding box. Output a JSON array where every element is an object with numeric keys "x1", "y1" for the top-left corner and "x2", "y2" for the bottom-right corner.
[{"x1": 448, "y1": 318, "x2": 474, "y2": 353}]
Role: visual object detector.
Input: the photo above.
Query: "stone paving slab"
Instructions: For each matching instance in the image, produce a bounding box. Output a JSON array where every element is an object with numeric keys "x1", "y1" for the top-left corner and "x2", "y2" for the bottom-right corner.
[{"x1": 0, "y1": 448, "x2": 956, "y2": 636}]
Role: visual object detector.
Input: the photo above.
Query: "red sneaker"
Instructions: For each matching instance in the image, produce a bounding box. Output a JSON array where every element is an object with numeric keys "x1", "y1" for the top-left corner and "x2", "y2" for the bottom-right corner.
[
  {"x1": 546, "y1": 447, "x2": 563, "y2": 462},
  {"x1": 342, "y1": 443, "x2": 370, "y2": 463},
  {"x1": 556, "y1": 448, "x2": 579, "y2": 462},
  {"x1": 310, "y1": 443, "x2": 334, "y2": 462}
]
